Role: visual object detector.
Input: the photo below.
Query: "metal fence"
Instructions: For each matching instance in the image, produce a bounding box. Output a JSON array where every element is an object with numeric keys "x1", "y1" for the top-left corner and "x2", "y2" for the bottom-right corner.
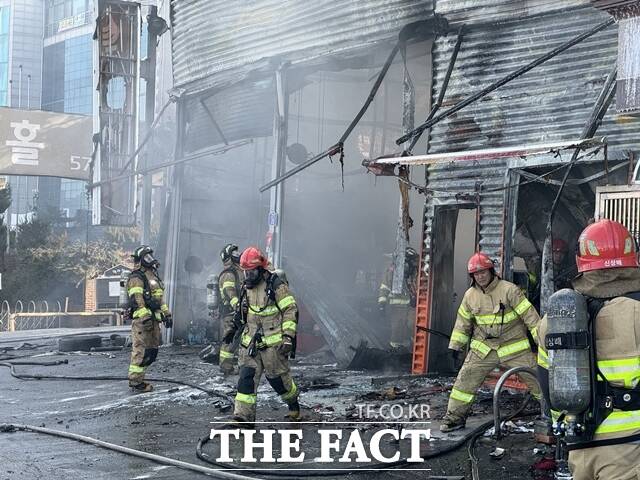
[{"x1": 0, "y1": 300, "x2": 64, "y2": 332}]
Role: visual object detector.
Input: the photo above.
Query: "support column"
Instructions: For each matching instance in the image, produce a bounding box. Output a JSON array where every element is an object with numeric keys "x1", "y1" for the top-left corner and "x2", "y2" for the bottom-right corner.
[
  {"x1": 392, "y1": 44, "x2": 415, "y2": 294},
  {"x1": 267, "y1": 65, "x2": 289, "y2": 268},
  {"x1": 141, "y1": 6, "x2": 159, "y2": 244}
]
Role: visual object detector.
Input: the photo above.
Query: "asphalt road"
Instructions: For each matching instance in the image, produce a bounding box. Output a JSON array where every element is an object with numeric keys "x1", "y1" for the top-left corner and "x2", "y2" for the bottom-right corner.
[{"x1": 0, "y1": 338, "x2": 543, "y2": 479}]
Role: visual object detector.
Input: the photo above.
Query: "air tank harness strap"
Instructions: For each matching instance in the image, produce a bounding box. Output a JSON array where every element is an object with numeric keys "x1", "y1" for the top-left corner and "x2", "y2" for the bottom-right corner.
[{"x1": 566, "y1": 431, "x2": 640, "y2": 451}]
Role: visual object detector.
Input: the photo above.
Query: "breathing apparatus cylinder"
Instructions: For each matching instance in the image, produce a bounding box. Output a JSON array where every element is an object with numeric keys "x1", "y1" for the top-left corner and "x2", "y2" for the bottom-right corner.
[
  {"x1": 206, "y1": 274, "x2": 219, "y2": 312},
  {"x1": 118, "y1": 271, "x2": 129, "y2": 308},
  {"x1": 546, "y1": 288, "x2": 591, "y2": 435}
]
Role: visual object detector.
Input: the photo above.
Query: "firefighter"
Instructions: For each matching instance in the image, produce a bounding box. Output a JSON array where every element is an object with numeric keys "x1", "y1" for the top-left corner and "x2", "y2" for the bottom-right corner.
[
  {"x1": 127, "y1": 245, "x2": 172, "y2": 393},
  {"x1": 377, "y1": 247, "x2": 419, "y2": 348},
  {"x1": 441, "y1": 252, "x2": 541, "y2": 432},
  {"x1": 218, "y1": 243, "x2": 242, "y2": 375},
  {"x1": 537, "y1": 220, "x2": 640, "y2": 480},
  {"x1": 551, "y1": 238, "x2": 577, "y2": 291},
  {"x1": 229, "y1": 246, "x2": 300, "y2": 424}
]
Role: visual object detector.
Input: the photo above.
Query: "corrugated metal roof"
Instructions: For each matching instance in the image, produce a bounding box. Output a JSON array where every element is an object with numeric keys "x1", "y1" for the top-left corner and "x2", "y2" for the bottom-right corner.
[
  {"x1": 427, "y1": 5, "x2": 640, "y2": 156},
  {"x1": 170, "y1": 0, "x2": 434, "y2": 96}
]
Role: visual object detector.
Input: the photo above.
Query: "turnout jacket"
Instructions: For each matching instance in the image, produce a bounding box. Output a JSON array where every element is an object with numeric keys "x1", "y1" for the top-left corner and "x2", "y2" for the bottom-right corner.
[
  {"x1": 240, "y1": 275, "x2": 298, "y2": 349},
  {"x1": 378, "y1": 266, "x2": 417, "y2": 306},
  {"x1": 537, "y1": 267, "x2": 640, "y2": 443},
  {"x1": 218, "y1": 263, "x2": 242, "y2": 314},
  {"x1": 449, "y1": 277, "x2": 540, "y2": 361},
  {"x1": 127, "y1": 268, "x2": 170, "y2": 321}
]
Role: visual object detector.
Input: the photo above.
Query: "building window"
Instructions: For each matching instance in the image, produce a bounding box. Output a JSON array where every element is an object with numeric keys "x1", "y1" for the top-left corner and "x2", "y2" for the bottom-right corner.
[
  {"x1": 0, "y1": 6, "x2": 10, "y2": 107},
  {"x1": 64, "y1": 34, "x2": 92, "y2": 114},
  {"x1": 42, "y1": 42, "x2": 65, "y2": 112},
  {"x1": 45, "y1": 0, "x2": 90, "y2": 37}
]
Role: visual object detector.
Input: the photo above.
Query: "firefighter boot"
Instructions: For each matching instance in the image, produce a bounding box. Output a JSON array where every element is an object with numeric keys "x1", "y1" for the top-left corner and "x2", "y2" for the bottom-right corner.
[
  {"x1": 284, "y1": 400, "x2": 302, "y2": 421},
  {"x1": 130, "y1": 382, "x2": 154, "y2": 393},
  {"x1": 440, "y1": 417, "x2": 466, "y2": 433}
]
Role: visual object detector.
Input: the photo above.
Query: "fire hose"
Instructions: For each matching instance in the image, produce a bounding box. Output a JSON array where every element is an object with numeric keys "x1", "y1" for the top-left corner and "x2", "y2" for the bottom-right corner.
[{"x1": 0, "y1": 360, "x2": 234, "y2": 404}]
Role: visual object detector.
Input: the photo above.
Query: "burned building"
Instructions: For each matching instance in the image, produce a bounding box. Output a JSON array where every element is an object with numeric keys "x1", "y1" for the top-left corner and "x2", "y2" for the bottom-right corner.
[{"x1": 165, "y1": 0, "x2": 640, "y2": 369}]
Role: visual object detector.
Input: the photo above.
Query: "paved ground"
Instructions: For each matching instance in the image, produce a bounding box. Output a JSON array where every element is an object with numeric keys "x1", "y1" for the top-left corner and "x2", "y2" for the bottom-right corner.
[{"x1": 0, "y1": 331, "x2": 547, "y2": 479}]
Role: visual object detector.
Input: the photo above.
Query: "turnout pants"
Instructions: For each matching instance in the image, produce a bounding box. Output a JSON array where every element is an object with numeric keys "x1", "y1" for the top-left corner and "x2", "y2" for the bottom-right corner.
[
  {"x1": 569, "y1": 443, "x2": 640, "y2": 480},
  {"x1": 444, "y1": 349, "x2": 541, "y2": 423},
  {"x1": 219, "y1": 313, "x2": 239, "y2": 373},
  {"x1": 389, "y1": 305, "x2": 415, "y2": 346},
  {"x1": 128, "y1": 317, "x2": 162, "y2": 386},
  {"x1": 233, "y1": 345, "x2": 299, "y2": 422}
]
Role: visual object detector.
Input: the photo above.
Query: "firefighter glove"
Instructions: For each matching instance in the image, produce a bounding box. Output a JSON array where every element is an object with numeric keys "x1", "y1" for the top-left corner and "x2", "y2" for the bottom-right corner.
[
  {"x1": 278, "y1": 335, "x2": 294, "y2": 356},
  {"x1": 378, "y1": 302, "x2": 386, "y2": 314},
  {"x1": 450, "y1": 350, "x2": 463, "y2": 370},
  {"x1": 222, "y1": 328, "x2": 236, "y2": 345},
  {"x1": 163, "y1": 312, "x2": 173, "y2": 328}
]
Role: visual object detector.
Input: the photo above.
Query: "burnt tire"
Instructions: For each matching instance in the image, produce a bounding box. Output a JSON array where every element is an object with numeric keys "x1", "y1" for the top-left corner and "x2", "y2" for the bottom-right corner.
[{"x1": 58, "y1": 335, "x2": 102, "y2": 352}]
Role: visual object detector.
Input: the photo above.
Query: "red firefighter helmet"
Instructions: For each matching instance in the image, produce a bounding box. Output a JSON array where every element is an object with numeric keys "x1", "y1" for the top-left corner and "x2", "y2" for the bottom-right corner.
[
  {"x1": 552, "y1": 238, "x2": 569, "y2": 253},
  {"x1": 576, "y1": 219, "x2": 639, "y2": 273},
  {"x1": 239, "y1": 246, "x2": 269, "y2": 270},
  {"x1": 467, "y1": 252, "x2": 495, "y2": 274}
]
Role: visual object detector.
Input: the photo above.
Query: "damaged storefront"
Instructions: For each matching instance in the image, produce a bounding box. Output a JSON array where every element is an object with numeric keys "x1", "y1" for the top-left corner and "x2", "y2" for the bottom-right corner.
[
  {"x1": 366, "y1": 0, "x2": 640, "y2": 373},
  {"x1": 166, "y1": 0, "x2": 446, "y2": 363},
  {"x1": 167, "y1": 0, "x2": 640, "y2": 372}
]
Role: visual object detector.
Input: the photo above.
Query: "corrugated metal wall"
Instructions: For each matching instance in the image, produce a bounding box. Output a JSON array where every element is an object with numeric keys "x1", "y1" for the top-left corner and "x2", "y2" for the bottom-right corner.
[
  {"x1": 434, "y1": 0, "x2": 590, "y2": 26},
  {"x1": 420, "y1": 3, "x2": 640, "y2": 369},
  {"x1": 428, "y1": 5, "x2": 637, "y2": 154},
  {"x1": 171, "y1": 0, "x2": 434, "y2": 96},
  {"x1": 423, "y1": 3, "x2": 640, "y2": 276},
  {"x1": 183, "y1": 79, "x2": 275, "y2": 153}
]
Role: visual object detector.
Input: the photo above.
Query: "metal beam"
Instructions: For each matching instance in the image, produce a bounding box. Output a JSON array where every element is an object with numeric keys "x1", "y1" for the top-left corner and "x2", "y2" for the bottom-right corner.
[
  {"x1": 259, "y1": 42, "x2": 400, "y2": 192},
  {"x1": 366, "y1": 138, "x2": 604, "y2": 168},
  {"x1": 396, "y1": 17, "x2": 615, "y2": 145},
  {"x1": 266, "y1": 65, "x2": 289, "y2": 268}
]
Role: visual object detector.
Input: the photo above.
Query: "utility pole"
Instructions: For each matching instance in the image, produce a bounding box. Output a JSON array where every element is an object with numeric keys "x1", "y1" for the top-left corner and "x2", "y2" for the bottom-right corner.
[
  {"x1": 18, "y1": 65, "x2": 22, "y2": 109},
  {"x1": 26, "y1": 74, "x2": 31, "y2": 110}
]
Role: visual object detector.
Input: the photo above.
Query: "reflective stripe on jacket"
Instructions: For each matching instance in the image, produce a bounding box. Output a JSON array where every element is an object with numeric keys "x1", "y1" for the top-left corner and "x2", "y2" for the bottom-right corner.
[
  {"x1": 449, "y1": 277, "x2": 540, "y2": 361},
  {"x1": 240, "y1": 275, "x2": 298, "y2": 348}
]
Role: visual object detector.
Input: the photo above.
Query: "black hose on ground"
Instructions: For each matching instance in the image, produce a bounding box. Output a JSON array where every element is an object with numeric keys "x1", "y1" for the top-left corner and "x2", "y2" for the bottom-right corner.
[
  {"x1": 468, "y1": 393, "x2": 538, "y2": 480},
  {"x1": 196, "y1": 418, "x2": 497, "y2": 477},
  {"x1": 0, "y1": 423, "x2": 254, "y2": 480},
  {"x1": 0, "y1": 361, "x2": 233, "y2": 404},
  {"x1": 197, "y1": 386, "x2": 539, "y2": 479}
]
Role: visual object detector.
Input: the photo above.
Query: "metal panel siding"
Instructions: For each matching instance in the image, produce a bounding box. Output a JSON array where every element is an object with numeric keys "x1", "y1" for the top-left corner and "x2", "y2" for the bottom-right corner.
[
  {"x1": 171, "y1": 0, "x2": 434, "y2": 95},
  {"x1": 434, "y1": 0, "x2": 591, "y2": 26},
  {"x1": 183, "y1": 79, "x2": 275, "y2": 153},
  {"x1": 422, "y1": 160, "x2": 508, "y2": 277},
  {"x1": 428, "y1": 5, "x2": 640, "y2": 155}
]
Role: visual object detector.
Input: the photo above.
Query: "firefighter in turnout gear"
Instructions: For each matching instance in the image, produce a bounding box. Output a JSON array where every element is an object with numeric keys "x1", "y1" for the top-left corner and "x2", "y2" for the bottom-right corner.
[
  {"x1": 378, "y1": 247, "x2": 419, "y2": 347},
  {"x1": 127, "y1": 245, "x2": 172, "y2": 393},
  {"x1": 230, "y1": 246, "x2": 300, "y2": 424},
  {"x1": 441, "y1": 252, "x2": 542, "y2": 432},
  {"x1": 218, "y1": 243, "x2": 242, "y2": 375},
  {"x1": 537, "y1": 220, "x2": 640, "y2": 480}
]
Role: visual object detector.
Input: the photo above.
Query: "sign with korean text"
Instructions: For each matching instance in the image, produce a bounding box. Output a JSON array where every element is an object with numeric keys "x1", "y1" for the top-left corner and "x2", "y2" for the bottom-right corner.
[{"x1": 0, "y1": 107, "x2": 92, "y2": 181}]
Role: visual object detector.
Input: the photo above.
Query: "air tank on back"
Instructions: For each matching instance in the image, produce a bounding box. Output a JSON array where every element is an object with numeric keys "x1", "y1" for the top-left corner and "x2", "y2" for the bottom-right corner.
[
  {"x1": 206, "y1": 274, "x2": 219, "y2": 312},
  {"x1": 546, "y1": 288, "x2": 591, "y2": 414}
]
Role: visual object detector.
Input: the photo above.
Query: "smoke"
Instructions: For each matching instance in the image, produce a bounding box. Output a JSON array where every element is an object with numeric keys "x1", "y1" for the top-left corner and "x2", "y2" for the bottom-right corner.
[{"x1": 173, "y1": 47, "x2": 431, "y2": 344}]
